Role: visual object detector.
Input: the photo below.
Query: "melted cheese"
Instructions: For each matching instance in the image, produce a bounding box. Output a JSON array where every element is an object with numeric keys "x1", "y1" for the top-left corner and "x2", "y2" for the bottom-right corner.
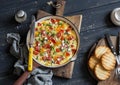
[{"x1": 33, "y1": 18, "x2": 78, "y2": 66}]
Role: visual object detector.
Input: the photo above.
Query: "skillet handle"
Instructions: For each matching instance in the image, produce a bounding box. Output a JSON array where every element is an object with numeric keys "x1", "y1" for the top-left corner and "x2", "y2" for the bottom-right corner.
[
  {"x1": 13, "y1": 71, "x2": 30, "y2": 85},
  {"x1": 55, "y1": 0, "x2": 66, "y2": 16}
]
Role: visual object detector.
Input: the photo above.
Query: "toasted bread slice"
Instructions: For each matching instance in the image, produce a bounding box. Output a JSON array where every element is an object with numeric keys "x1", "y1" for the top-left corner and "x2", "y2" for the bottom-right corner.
[
  {"x1": 94, "y1": 63, "x2": 111, "y2": 80},
  {"x1": 95, "y1": 46, "x2": 111, "y2": 59},
  {"x1": 88, "y1": 55, "x2": 99, "y2": 70},
  {"x1": 101, "y1": 52, "x2": 116, "y2": 71}
]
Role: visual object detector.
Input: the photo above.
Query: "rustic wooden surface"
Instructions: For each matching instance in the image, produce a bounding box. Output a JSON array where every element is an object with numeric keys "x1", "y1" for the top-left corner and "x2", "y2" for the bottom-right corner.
[
  {"x1": 1, "y1": 0, "x2": 120, "y2": 85},
  {"x1": 56, "y1": 0, "x2": 66, "y2": 16}
]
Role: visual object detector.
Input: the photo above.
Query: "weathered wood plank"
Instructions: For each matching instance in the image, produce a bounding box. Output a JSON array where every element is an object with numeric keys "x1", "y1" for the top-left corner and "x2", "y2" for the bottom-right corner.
[
  {"x1": 65, "y1": 0, "x2": 120, "y2": 15},
  {"x1": 71, "y1": 2, "x2": 120, "y2": 32}
]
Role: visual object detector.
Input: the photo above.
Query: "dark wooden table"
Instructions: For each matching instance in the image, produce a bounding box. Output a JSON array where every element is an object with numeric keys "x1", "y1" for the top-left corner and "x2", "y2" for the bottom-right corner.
[{"x1": 0, "y1": 0, "x2": 120, "y2": 85}]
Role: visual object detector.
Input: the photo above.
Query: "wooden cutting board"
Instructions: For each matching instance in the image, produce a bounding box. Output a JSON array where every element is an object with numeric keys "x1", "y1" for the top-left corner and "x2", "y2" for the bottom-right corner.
[
  {"x1": 97, "y1": 36, "x2": 120, "y2": 85},
  {"x1": 89, "y1": 36, "x2": 120, "y2": 85},
  {"x1": 36, "y1": 0, "x2": 82, "y2": 78}
]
